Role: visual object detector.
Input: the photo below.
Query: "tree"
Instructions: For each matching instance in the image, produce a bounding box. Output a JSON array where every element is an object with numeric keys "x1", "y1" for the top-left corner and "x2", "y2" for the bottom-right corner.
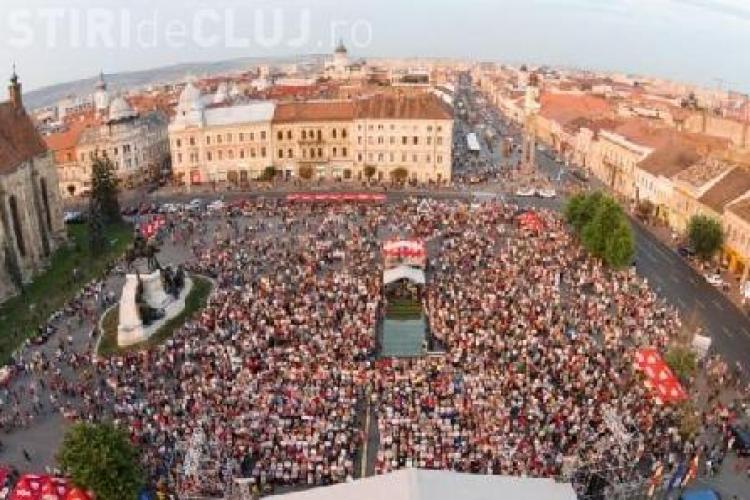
[
  {"x1": 364, "y1": 165, "x2": 376, "y2": 181},
  {"x1": 87, "y1": 202, "x2": 107, "y2": 253},
  {"x1": 665, "y1": 345, "x2": 697, "y2": 382},
  {"x1": 582, "y1": 197, "x2": 623, "y2": 257},
  {"x1": 390, "y1": 167, "x2": 409, "y2": 184},
  {"x1": 58, "y1": 422, "x2": 144, "y2": 500},
  {"x1": 636, "y1": 199, "x2": 654, "y2": 221},
  {"x1": 89, "y1": 156, "x2": 121, "y2": 225},
  {"x1": 298, "y1": 164, "x2": 314, "y2": 180},
  {"x1": 603, "y1": 219, "x2": 635, "y2": 268},
  {"x1": 259, "y1": 166, "x2": 277, "y2": 182},
  {"x1": 687, "y1": 214, "x2": 723, "y2": 260},
  {"x1": 564, "y1": 191, "x2": 604, "y2": 233}
]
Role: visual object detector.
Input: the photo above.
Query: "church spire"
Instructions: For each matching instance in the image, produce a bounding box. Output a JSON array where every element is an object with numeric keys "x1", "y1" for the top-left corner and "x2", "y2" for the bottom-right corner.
[{"x1": 8, "y1": 63, "x2": 22, "y2": 111}]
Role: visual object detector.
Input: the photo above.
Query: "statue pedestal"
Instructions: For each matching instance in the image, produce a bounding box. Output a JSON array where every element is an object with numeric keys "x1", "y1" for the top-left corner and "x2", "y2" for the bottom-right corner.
[
  {"x1": 117, "y1": 270, "x2": 194, "y2": 347},
  {"x1": 117, "y1": 274, "x2": 145, "y2": 346}
]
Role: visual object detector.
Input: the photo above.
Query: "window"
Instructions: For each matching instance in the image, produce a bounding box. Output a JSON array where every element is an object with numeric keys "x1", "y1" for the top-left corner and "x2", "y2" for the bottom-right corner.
[
  {"x1": 390, "y1": 137, "x2": 395, "y2": 145},
  {"x1": 427, "y1": 137, "x2": 432, "y2": 146},
  {"x1": 40, "y1": 178, "x2": 51, "y2": 231},
  {"x1": 390, "y1": 153, "x2": 395, "y2": 162},
  {"x1": 332, "y1": 129, "x2": 337, "y2": 139},
  {"x1": 357, "y1": 153, "x2": 363, "y2": 162},
  {"x1": 412, "y1": 154, "x2": 418, "y2": 162},
  {"x1": 427, "y1": 126, "x2": 433, "y2": 132},
  {"x1": 251, "y1": 148, "x2": 256, "y2": 158},
  {"x1": 317, "y1": 147, "x2": 323, "y2": 157},
  {"x1": 228, "y1": 150, "x2": 234, "y2": 160},
  {"x1": 261, "y1": 147, "x2": 267, "y2": 157},
  {"x1": 402, "y1": 136, "x2": 407, "y2": 145},
  {"x1": 437, "y1": 155, "x2": 443, "y2": 164},
  {"x1": 177, "y1": 153, "x2": 183, "y2": 164},
  {"x1": 378, "y1": 136, "x2": 384, "y2": 145},
  {"x1": 333, "y1": 147, "x2": 338, "y2": 157},
  {"x1": 358, "y1": 137, "x2": 363, "y2": 145},
  {"x1": 302, "y1": 149, "x2": 307, "y2": 159},
  {"x1": 261, "y1": 131, "x2": 266, "y2": 140},
  {"x1": 217, "y1": 135, "x2": 222, "y2": 144},
  {"x1": 176, "y1": 139, "x2": 181, "y2": 148},
  {"x1": 310, "y1": 149, "x2": 316, "y2": 159},
  {"x1": 302, "y1": 130, "x2": 307, "y2": 140},
  {"x1": 317, "y1": 130, "x2": 322, "y2": 141},
  {"x1": 288, "y1": 149, "x2": 294, "y2": 158},
  {"x1": 378, "y1": 153, "x2": 384, "y2": 162},
  {"x1": 240, "y1": 150, "x2": 245, "y2": 159},
  {"x1": 278, "y1": 149, "x2": 284, "y2": 158},
  {"x1": 207, "y1": 152, "x2": 213, "y2": 161},
  {"x1": 277, "y1": 131, "x2": 283, "y2": 141},
  {"x1": 287, "y1": 130, "x2": 292, "y2": 140},
  {"x1": 189, "y1": 137, "x2": 195, "y2": 146},
  {"x1": 342, "y1": 147, "x2": 347, "y2": 157},
  {"x1": 250, "y1": 132, "x2": 255, "y2": 141},
  {"x1": 342, "y1": 128, "x2": 347, "y2": 138},
  {"x1": 218, "y1": 151, "x2": 223, "y2": 160},
  {"x1": 437, "y1": 126, "x2": 442, "y2": 132},
  {"x1": 9, "y1": 195, "x2": 25, "y2": 257},
  {"x1": 206, "y1": 136, "x2": 211, "y2": 145},
  {"x1": 402, "y1": 153, "x2": 407, "y2": 162},
  {"x1": 426, "y1": 155, "x2": 431, "y2": 163},
  {"x1": 413, "y1": 137, "x2": 418, "y2": 145},
  {"x1": 239, "y1": 133, "x2": 244, "y2": 142},
  {"x1": 437, "y1": 137, "x2": 443, "y2": 146}
]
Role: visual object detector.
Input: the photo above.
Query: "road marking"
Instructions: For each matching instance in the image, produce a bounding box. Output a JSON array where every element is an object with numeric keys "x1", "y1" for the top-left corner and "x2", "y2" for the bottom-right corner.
[
  {"x1": 642, "y1": 248, "x2": 658, "y2": 263},
  {"x1": 712, "y1": 299, "x2": 725, "y2": 311},
  {"x1": 676, "y1": 298, "x2": 688, "y2": 310},
  {"x1": 670, "y1": 274, "x2": 680, "y2": 284},
  {"x1": 697, "y1": 301, "x2": 706, "y2": 310},
  {"x1": 723, "y1": 326, "x2": 735, "y2": 337}
]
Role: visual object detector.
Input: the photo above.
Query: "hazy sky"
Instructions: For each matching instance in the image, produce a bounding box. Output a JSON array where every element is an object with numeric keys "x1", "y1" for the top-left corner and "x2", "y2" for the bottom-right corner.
[{"x1": 1, "y1": 0, "x2": 749, "y2": 92}]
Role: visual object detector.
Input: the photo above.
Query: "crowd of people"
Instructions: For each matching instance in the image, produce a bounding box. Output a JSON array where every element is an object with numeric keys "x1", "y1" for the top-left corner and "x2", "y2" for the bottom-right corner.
[{"x1": 2, "y1": 198, "x2": 750, "y2": 498}]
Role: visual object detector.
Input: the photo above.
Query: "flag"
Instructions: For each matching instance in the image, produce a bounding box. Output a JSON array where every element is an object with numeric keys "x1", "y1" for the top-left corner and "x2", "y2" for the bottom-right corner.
[
  {"x1": 681, "y1": 454, "x2": 699, "y2": 487},
  {"x1": 666, "y1": 462, "x2": 686, "y2": 492},
  {"x1": 647, "y1": 463, "x2": 664, "y2": 498}
]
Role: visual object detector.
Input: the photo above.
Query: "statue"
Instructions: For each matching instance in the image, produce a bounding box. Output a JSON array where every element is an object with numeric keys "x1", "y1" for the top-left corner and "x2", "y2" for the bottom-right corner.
[{"x1": 126, "y1": 233, "x2": 162, "y2": 272}]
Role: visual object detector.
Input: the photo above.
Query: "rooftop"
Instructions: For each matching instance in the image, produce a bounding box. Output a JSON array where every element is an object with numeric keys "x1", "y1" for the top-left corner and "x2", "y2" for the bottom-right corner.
[
  {"x1": 0, "y1": 102, "x2": 47, "y2": 175},
  {"x1": 204, "y1": 102, "x2": 276, "y2": 127},
  {"x1": 698, "y1": 167, "x2": 750, "y2": 213},
  {"x1": 272, "y1": 100, "x2": 356, "y2": 123},
  {"x1": 728, "y1": 198, "x2": 750, "y2": 224},
  {"x1": 675, "y1": 158, "x2": 733, "y2": 188},
  {"x1": 539, "y1": 92, "x2": 612, "y2": 128},
  {"x1": 355, "y1": 93, "x2": 453, "y2": 120}
]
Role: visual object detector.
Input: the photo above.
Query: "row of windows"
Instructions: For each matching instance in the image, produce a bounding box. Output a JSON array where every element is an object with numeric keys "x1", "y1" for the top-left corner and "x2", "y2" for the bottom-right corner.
[
  {"x1": 177, "y1": 147, "x2": 269, "y2": 164},
  {"x1": 276, "y1": 128, "x2": 349, "y2": 142},
  {"x1": 277, "y1": 147, "x2": 349, "y2": 160},
  {"x1": 357, "y1": 135, "x2": 445, "y2": 146},
  {"x1": 175, "y1": 131, "x2": 269, "y2": 149},
  {"x1": 356, "y1": 152, "x2": 444, "y2": 164},
  {"x1": 357, "y1": 124, "x2": 444, "y2": 133}
]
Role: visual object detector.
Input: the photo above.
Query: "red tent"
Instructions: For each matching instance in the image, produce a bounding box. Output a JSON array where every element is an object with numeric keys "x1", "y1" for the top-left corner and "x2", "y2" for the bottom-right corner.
[
  {"x1": 517, "y1": 211, "x2": 544, "y2": 232},
  {"x1": 64, "y1": 488, "x2": 94, "y2": 500},
  {"x1": 633, "y1": 348, "x2": 687, "y2": 404},
  {"x1": 9, "y1": 475, "x2": 76, "y2": 500}
]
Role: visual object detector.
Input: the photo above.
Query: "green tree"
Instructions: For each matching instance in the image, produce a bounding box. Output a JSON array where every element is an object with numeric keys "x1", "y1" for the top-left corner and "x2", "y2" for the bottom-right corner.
[
  {"x1": 604, "y1": 219, "x2": 635, "y2": 268},
  {"x1": 364, "y1": 165, "x2": 376, "y2": 181},
  {"x1": 259, "y1": 166, "x2": 277, "y2": 182},
  {"x1": 58, "y1": 422, "x2": 144, "y2": 500},
  {"x1": 89, "y1": 156, "x2": 121, "y2": 225},
  {"x1": 88, "y1": 203, "x2": 107, "y2": 253},
  {"x1": 582, "y1": 197, "x2": 623, "y2": 257},
  {"x1": 665, "y1": 345, "x2": 698, "y2": 382},
  {"x1": 564, "y1": 191, "x2": 604, "y2": 233},
  {"x1": 298, "y1": 164, "x2": 314, "y2": 180},
  {"x1": 687, "y1": 214, "x2": 723, "y2": 260},
  {"x1": 390, "y1": 167, "x2": 409, "y2": 184}
]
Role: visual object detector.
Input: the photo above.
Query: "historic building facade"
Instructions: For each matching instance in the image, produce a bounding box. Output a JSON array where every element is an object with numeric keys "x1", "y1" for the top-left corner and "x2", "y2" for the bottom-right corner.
[
  {"x1": 167, "y1": 85, "x2": 454, "y2": 185},
  {"x1": 46, "y1": 75, "x2": 170, "y2": 197},
  {"x1": 0, "y1": 71, "x2": 66, "y2": 301}
]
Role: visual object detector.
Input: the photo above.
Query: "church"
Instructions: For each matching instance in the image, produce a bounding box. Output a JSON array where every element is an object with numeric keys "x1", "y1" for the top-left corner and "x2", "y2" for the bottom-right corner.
[{"x1": 0, "y1": 69, "x2": 66, "y2": 301}]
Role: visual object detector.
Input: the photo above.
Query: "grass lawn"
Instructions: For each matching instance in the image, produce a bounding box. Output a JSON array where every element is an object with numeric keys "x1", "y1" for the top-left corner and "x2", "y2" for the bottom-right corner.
[
  {"x1": 386, "y1": 298, "x2": 423, "y2": 320},
  {"x1": 97, "y1": 275, "x2": 212, "y2": 357},
  {"x1": 0, "y1": 222, "x2": 133, "y2": 363}
]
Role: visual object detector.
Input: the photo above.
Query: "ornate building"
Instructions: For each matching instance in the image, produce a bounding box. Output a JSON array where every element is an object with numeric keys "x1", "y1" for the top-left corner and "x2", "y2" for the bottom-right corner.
[
  {"x1": 46, "y1": 75, "x2": 170, "y2": 197},
  {"x1": 0, "y1": 70, "x2": 66, "y2": 301}
]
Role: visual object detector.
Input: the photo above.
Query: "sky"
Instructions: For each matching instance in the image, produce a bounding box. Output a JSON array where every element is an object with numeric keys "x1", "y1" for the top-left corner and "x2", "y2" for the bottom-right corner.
[{"x1": 0, "y1": 0, "x2": 749, "y2": 93}]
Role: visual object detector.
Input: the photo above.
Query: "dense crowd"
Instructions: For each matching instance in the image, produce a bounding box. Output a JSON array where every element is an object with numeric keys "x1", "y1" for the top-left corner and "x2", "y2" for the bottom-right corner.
[{"x1": 3, "y1": 198, "x2": 750, "y2": 498}]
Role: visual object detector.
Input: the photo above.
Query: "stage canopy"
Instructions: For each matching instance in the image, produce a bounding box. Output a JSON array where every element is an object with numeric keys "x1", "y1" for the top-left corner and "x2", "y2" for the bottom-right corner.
[
  {"x1": 384, "y1": 266, "x2": 426, "y2": 285},
  {"x1": 267, "y1": 469, "x2": 577, "y2": 500}
]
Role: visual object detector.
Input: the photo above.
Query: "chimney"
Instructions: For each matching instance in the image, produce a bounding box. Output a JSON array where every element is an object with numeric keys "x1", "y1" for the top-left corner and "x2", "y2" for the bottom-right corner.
[{"x1": 8, "y1": 64, "x2": 22, "y2": 111}]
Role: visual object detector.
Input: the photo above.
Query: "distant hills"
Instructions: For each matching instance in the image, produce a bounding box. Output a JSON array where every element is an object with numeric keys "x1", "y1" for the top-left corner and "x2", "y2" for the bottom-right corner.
[{"x1": 23, "y1": 54, "x2": 326, "y2": 110}]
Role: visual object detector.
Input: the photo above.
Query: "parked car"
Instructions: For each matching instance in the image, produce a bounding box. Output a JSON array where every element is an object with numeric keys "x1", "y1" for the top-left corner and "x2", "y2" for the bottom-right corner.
[
  {"x1": 678, "y1": 246, "x2": 697, "y2": 259},
  {"x1": 63, "y1": 211, "x2": 85, "y2": 224},
  {"x1": 536, "y1": 188, "x2": 556, "y2": 199},
  {"x1": 515, "y1": 187, "x2": 535, "y2": 197},
  {"x1": 704, "y1": 273, "x2": 724, "y2": 287},
  {"x1": 207, "y1": 199, "x2": 226, "y2": 212}
]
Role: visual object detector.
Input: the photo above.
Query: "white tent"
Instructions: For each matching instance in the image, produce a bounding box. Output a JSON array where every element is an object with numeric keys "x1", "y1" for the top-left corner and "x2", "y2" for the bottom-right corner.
[
  {"x1": 384, "y1": 266, "x2": 426, "y2": 285},
  {"x1": 267, "y1": 469, "x2": 577, "y2": 500}
]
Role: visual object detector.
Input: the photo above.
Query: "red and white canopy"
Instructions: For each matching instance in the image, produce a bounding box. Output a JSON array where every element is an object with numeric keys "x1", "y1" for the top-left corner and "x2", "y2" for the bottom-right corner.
[{"x1": 383, "y1": 240, "x2": 426, "y2": 258}]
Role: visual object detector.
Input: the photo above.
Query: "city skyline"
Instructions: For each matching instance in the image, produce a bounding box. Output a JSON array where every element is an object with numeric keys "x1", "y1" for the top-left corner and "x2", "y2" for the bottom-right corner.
[{"x1": 0, "y1": 0, "x2": 749, "y2": 93}]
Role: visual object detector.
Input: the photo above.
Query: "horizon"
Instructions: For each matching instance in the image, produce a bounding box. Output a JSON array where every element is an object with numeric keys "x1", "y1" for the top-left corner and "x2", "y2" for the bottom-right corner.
[{"x1": 1, "y1": 0, "x2": 749, "y2": 94}]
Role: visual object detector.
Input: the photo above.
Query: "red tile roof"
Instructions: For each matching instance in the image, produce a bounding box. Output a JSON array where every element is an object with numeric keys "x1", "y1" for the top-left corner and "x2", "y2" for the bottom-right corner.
[
  {"x1": 0, "y1": 102, "x2": 47, "y2": 175},
  {"x1": 272, "y1": 100, "x2": 356, "y2": 123},
  {"x1": 539, "y1": 92, "x2": 612, "y2": 127},
  {"x1": 355, "y1": 93, "x2": 452, "y2": 120},
  {"x1": 698, "y1": 167, "x2": 750, "y2": 213}
]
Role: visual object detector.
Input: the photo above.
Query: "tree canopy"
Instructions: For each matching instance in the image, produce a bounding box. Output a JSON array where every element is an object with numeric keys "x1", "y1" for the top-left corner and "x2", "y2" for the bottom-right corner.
[
  {"x1": 565, "y1": 191, "x2": 635, "y2": 268},
  {"x1": 58, "y1": 422, "x2": 144, "y2": 500},
  {"x1": 687, "y1": 214, "x2": 724, "y2": 260},
  {"x1": 89, "y1": 156, "x2": 121, "y2": 225}
]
